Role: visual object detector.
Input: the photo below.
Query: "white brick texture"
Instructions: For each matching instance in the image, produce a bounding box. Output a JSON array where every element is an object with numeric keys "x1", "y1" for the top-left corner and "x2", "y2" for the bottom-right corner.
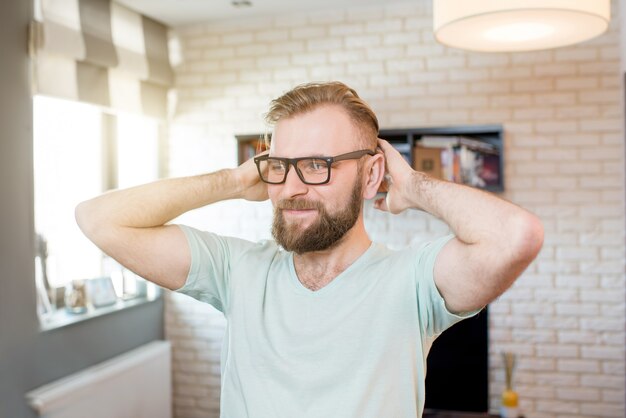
[{"x1": 166, "y1": 1, "x2": 625, "y2": 417}]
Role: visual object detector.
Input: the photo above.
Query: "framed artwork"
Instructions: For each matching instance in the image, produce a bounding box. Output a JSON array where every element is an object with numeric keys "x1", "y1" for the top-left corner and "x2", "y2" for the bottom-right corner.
[{"x1": 86, "y1": 277, "x2": 118, "y2": 308}]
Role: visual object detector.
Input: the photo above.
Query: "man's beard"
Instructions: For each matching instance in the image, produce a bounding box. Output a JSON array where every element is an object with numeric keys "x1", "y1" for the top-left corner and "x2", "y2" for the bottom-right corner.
[{"x1": 271, "y1": 177, "x2": 363, "y2": 254}]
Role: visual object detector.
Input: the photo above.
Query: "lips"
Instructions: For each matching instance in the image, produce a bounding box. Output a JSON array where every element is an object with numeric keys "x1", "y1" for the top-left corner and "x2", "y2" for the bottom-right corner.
[
  {"x1": 277, "y1": 199, "x2": 321, "y2": 211},
  {"x1": 282, "y1": 208, "x2": 317, "y2": 217}
]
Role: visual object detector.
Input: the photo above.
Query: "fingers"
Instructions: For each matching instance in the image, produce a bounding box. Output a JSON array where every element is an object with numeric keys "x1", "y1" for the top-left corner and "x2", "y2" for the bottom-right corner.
[
  {"x1": 376, "y1": 138, "x2": 402, "y2": 161},
  {"x1": 256, "y1": 149, "x2": 270, "y2": 157},
  {"x1": 377, "y1": 138, "x2": 392, "y2": 151},
  {"x1": 374, "y1": 197, "x2": 389, "y2": 212}
]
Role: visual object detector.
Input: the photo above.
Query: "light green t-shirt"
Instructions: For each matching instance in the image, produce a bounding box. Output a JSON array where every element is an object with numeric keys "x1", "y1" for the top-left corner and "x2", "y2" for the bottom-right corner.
[{"x1": 175, "y1": 224, "x2": 477, "y2": 418}]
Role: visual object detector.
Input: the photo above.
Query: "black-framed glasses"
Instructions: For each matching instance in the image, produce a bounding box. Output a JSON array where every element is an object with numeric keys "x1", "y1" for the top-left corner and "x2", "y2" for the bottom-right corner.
[{"x1": 254, "y1": 149, "x2": 375, "y2": 185}]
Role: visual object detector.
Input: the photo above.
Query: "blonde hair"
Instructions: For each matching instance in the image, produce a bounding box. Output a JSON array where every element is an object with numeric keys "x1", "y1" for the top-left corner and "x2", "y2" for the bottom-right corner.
[{"x1": 264, "y1": 81, "x2": 379, "y2": 149}]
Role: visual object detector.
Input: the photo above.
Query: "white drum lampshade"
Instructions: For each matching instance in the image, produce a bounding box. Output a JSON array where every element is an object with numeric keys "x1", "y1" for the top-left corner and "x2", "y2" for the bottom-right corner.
[{"x1": 433, "y1": 0, "x2": 611, "y2": 52}]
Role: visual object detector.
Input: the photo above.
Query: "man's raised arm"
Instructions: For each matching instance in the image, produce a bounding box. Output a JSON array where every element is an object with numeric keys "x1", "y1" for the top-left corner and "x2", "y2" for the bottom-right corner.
[
  {"x1": 375, "y1": 139, "x2": 544, "y2": 314},
  {"x1": 75, "y1": 157, "x2": 267, "y2": 290}
]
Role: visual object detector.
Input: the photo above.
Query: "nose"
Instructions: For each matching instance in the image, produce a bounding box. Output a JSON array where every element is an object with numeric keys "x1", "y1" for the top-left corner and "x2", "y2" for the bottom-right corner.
[{"x1": 280, "y1": 164, "x2": 309, "y2": 198}]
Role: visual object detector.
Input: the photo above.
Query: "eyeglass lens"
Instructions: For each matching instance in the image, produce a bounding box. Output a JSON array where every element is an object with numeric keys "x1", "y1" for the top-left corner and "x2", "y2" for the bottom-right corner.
[{"x1": 259, "y1": 158, "x2": 329, "y2": 184}]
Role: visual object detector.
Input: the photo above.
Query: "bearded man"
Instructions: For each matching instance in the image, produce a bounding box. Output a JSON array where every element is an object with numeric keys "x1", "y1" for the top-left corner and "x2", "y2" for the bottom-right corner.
[{"x1": 76, "y1": 81, "x2": 543, "y2": 418}]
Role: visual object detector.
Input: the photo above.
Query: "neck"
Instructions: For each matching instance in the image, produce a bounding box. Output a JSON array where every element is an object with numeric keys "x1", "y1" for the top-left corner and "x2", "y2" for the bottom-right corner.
[{"x1": 292, "y1": 218, "x2": 371, "y2": 290}]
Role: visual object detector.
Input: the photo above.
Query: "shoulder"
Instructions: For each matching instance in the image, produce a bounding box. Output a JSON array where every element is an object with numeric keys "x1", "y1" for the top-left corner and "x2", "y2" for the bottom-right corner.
[
  {"x1": 177, "y1": 224, "x2": 281, "y2": 259},
  {"x1": 367, "y1": 235, "x2": 455, "y2": 281},
  {"x1": 411, "y1": 234, "x2": 455, "y2": 262},
  {"x1": 362, "y1": 242, "x2": 415, "y2": 273},
  {"x1": 370, "y1": 235, "x2": 454, "y2": 261}
]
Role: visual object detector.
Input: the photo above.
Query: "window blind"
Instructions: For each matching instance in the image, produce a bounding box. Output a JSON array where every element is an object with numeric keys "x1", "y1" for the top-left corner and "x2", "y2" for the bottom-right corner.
[{"x1": 31, "y1": 0, "x2": 173, "y2": 119}]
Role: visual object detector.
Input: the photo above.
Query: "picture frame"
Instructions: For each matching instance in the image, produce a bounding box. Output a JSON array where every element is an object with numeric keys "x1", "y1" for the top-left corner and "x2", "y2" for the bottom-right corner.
[{"x1": 85, "y1": 276, "x2": 118, "y2": 308}]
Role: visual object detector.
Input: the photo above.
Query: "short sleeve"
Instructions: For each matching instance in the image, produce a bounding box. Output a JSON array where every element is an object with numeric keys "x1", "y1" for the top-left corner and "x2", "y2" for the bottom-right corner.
[
  {"x1": 414, "y1": 234, "x2": 481, "y2": 338},
  {"x1": 174, "y1": 224, "x2": 255, "y2": 313}
]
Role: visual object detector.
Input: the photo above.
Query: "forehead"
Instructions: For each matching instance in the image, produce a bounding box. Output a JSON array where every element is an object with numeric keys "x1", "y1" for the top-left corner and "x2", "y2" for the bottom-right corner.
[{"x1": 270, "y1": 105, "x2": 360, "y2": 157}]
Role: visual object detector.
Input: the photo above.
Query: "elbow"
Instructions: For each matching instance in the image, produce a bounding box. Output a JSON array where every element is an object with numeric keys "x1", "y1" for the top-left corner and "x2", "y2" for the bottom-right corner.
[
  {"x1": 74, "y1": 201, "x2": 87, "y2": 231},
  {"x1": 511, "y1": 212, "x2": 544, "y2": 265},
  {"x1": 75, "y1": 200, "x2": 98, "y2": 237},
  {"x1": 75, "y1": 199, "x2": 112, "y2": 250}
]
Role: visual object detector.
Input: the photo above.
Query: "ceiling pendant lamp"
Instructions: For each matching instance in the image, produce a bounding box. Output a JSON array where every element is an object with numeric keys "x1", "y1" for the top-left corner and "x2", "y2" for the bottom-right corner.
[{"x1": 433, "y1": 0, "x2": 611, "y2": 52}]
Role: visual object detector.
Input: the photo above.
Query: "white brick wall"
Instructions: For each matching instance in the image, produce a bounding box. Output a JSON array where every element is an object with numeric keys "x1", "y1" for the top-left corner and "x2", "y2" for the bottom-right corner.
[{"x1": 165, "y1": 1, "x2": 626, "y2": 417}]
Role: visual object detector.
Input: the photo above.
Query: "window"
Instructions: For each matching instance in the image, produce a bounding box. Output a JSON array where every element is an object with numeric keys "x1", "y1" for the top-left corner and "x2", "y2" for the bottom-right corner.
[
  {"x1": 33, "y1": 95, "x2": 163, "y2": 326},
  {"x1": 117, "y1": 113, "x2": 160, "y2": 189}
]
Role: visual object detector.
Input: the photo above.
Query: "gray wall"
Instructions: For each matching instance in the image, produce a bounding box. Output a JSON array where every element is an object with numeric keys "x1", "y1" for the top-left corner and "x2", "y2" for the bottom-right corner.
[{"x1": 0, "y1": 2, "x2": 164, "y2": 417}]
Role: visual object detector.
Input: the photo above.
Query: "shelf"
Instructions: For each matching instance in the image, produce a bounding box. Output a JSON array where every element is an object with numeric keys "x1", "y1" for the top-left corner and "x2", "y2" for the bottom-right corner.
[
  {"x1": 235, "y1": 134, "x2": 269, "y2": 164},
  {"x1": 379, "y1": 124, "x2": 504, "y2": 192}
]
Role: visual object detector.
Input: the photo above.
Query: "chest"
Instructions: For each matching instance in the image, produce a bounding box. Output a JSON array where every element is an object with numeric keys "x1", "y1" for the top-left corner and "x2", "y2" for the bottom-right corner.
[
  {"x1": 229, "y1": 261, "x2": 420, "y2": 349},
  {"x1": 294, "y1": 267, "x2": 342, "y2": 291}
]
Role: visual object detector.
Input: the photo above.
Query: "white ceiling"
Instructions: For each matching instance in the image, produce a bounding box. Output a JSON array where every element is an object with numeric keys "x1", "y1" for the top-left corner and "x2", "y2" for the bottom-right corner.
[{"x1": 116, "y1": 0, "x2": 406, "y2": 27}]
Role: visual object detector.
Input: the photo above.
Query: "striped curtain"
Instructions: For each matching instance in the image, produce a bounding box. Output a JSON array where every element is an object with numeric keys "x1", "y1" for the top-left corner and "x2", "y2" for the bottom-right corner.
[{"x1": 31, "y1": 0, "x2": 173, "y2": 119}]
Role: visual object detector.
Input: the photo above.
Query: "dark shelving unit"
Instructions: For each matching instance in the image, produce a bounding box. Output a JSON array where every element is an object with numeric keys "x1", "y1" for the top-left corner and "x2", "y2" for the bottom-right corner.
[{"x1": 379, "y1": 124, "x2": 504, "y2": 193}]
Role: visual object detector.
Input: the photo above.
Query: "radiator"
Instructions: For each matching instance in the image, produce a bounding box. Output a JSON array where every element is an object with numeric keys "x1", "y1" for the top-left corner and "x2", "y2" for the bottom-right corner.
[{"x1": 26, "y1": 341, "x2": 172, "y2": 418}]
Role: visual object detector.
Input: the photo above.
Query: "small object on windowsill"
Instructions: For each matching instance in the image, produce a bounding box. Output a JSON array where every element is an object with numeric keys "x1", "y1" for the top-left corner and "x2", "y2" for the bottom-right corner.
[
  {"x1": 119, "y1": 269, "x2": 149, "y2": 301},
  {"x1": 64, "y1": 280, "x2": 88, "y2": 314},
  {"x1": 121, "y1": 293, "x2": 140, "y2": 301},
  {"x1": 85, "y1": 276, "x2": 118, "y2": 308}
]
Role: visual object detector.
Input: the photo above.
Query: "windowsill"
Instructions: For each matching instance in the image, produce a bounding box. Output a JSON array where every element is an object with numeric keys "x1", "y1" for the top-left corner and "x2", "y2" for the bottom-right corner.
[{"x1": 38, "y1": 292, "x2": 162, "y2": 332}]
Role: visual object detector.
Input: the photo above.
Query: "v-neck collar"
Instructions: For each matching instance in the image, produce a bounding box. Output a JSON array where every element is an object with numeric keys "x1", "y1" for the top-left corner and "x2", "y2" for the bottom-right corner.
[{"x1": 287, "y1": 242, "x2": 377, "y2": 296}]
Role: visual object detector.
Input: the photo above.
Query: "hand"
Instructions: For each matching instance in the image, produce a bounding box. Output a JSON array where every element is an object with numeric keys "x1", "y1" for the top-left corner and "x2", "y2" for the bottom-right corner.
[
  {"x1": 234, "y1": 152, "x2": 269, "y2": 202},
  {"x1": 374, "y1": 139, "x2": 416, "y2": 214}
]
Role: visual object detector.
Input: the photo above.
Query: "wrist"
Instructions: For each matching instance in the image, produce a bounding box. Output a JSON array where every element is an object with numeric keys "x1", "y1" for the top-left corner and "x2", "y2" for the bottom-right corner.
[
  {"x1": 229, "y1": 164, "x2": 266, "y2": 201},
  {"x1": 404, "y1": 171, "x2": 435, "y2": 212},
  {"x1": 225, "y1": 167, "x2": 248, "y2": 199}
]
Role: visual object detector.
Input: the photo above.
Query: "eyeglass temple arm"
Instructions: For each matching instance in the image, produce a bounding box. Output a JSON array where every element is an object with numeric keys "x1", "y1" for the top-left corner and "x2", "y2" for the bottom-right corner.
[{"x1": 330, "y1": 149, "x2": 376, "y2": 163}]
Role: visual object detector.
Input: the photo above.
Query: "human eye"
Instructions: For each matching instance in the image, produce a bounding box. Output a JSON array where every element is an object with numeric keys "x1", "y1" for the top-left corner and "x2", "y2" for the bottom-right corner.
[
  {"x1": 267, "y1": 159, "x2": 286, "y2": 173},
  {"x1": 303, "y1": 158, "x2": 327, "y2": 172}
]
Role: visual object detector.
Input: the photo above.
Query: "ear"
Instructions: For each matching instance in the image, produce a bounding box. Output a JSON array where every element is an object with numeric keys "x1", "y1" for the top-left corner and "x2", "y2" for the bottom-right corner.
[{"x1": 362, "y1": 153, "x2": 385, "y2": 200}]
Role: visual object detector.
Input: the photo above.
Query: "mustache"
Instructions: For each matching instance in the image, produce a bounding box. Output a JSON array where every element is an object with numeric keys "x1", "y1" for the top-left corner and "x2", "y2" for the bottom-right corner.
[{"x1": 276, "y1": 199, "x2": 323, "y2": 211}]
